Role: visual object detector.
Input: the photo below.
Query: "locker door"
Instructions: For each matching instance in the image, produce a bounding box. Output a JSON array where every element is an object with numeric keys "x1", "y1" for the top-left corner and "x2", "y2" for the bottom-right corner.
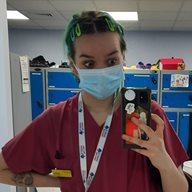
[
  {"x1": 162, "y1": 92, "x2": 192, "y2": 108},
  {"x1": 165, "y1": 112, "x2": 177, "y2": 132},
  {"x1": 178, "y1": 112, "x2": 190, "y2": 151},
  {"x1": 48, "y1": 71, "x2": 79, "y2": 88},
  {"x1": 30, "y1": 71, "x2": 45, "y2": 119},
  {"x1": 162, "y1": 74, "x2": 192, "y2": 91},
  {"x1": 48, "y1": 89, "x2": 79, "y2": 106},
  {"x1": 124, "y1": 73, "x2": 158, "y2": 90}
]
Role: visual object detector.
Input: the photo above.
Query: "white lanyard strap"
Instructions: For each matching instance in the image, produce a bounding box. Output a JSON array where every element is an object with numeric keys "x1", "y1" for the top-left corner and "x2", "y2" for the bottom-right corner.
[{"x1": 78, "y1": 92, "x2": 114, "y2": 192}]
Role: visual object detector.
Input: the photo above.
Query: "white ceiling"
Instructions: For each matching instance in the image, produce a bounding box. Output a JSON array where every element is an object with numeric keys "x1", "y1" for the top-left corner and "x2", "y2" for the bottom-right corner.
[{"x1": 6, "y1": 0, "x2": 192, "y2": 31}]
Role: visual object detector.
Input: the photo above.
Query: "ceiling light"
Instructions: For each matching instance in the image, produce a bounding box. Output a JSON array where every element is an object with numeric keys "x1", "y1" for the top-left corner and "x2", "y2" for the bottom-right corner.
[
  {"x1": 107, "y1": 12, "x2": 138, "y2": 21},
  {"x1": 7, "y1": 10, "x2": 29, "y2": 20}
]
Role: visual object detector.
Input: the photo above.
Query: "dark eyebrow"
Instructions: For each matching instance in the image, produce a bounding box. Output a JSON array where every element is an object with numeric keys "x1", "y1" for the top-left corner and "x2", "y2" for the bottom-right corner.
[
  {"x1": 106, "y1": 50, "x2": 119, "y2": 57},
  {"x1": 79, "y1": 50, "x2": 119, "y2": 59},
  {"x1": 79, "y1": 54, "x2": 94, "y2": 59}
]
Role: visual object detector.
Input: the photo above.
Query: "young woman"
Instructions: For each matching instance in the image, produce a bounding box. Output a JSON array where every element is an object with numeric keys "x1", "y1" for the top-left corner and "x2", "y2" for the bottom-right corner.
[{"x1": 0, "y1": 11, "x2": 189, "y2": 192}]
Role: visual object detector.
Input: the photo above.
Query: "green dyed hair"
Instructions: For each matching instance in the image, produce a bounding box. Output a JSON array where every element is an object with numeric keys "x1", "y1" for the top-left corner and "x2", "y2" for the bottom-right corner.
[{"x1": 64, "y1": 11, "x2": 127, "y2": 59}]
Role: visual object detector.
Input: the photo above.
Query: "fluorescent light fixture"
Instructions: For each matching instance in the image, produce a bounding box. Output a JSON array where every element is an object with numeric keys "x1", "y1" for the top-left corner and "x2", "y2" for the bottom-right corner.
[
  {"x1": 107, "y1": 12, "x2": 138, "y2": 21},
  {"x1": 7, "y1": 10, "x2": 29, "y2": 20}
]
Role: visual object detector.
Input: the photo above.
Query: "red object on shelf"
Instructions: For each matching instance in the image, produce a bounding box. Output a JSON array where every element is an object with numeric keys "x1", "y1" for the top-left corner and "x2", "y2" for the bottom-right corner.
[{"x1": 158, "y1": 58, "x2": 185, "y2": 70}]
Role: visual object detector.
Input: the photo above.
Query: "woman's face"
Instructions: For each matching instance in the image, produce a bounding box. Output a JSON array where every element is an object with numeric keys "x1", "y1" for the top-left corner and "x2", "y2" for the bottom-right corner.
[{"x1": 71, "y1": 32, "x2": 124, "y2": 69}]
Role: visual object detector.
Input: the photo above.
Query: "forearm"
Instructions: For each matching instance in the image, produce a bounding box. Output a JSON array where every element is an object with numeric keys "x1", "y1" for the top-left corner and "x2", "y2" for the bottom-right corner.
[
  {"x1": 159, "y1": 157, "x2": 188, "y2": 192},
  {"x1": 0, "y1": 169, "x2": 60, "y2": 187}
]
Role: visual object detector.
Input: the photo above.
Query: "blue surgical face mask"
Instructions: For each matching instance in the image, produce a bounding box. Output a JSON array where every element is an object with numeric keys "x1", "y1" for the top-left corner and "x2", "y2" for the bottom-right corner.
[{"x1": 76, "y1": 64, "x2": 124, "y2": 100}]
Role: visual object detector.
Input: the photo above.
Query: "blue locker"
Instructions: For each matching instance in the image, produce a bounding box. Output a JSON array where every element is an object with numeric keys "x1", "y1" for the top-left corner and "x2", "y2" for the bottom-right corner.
[
  {"x1": 178, "y1": 112, "x2": 190, "y2": 151},
  {"x1": 165, "y1": 112, "x2": 177, "y2": 132},
  {"x1": 162, "y1": 74, "x2": 192, "y2": 91},
  {"x1": 162, "y1": 92, "x2": 192, "y2": 108},
  {"x1": 30, "y1": 71, "x2": 45, "y2": 119},
  {"x1": 48, "y1": 89, "x2": 79, "y2": 106},
  {"x1": 124, "y1": 73, "x2": 158, "y2": 90},
  {"x1": 48, "y1": 71, "x2": 79, "y2": 88}
]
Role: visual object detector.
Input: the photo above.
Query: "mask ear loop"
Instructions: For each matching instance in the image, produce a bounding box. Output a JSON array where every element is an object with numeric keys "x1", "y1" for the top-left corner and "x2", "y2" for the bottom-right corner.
[
  {"x1": 114, "y1": 64, "x2": 124, "y2": 107},
  {"x1": 114, "y1": 88, "x2": 121, "y2": 109}
]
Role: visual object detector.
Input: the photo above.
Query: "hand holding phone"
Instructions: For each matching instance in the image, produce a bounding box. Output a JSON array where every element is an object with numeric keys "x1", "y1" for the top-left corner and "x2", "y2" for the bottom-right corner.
[{"x1": 121, "y1": 87, "x2": 151, "y2": 149}]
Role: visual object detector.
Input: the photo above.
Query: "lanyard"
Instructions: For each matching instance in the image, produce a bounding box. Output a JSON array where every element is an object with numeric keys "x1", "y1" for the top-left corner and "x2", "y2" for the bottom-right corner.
[{"x1": 78, "y1": 92, "x2": 114, "y2": 192}]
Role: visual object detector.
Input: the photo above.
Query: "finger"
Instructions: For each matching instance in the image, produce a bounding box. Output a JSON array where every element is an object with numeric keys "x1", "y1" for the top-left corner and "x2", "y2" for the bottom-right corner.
[
  {"x1": 151, "y1": 113, "x2": 164, "y2": 137},
  {"x1": 122, "y1": 134, "x2": 149, "y2": 149},
  {"x1": 131, "y1": 117, "x2": 154, "y2": 138}
]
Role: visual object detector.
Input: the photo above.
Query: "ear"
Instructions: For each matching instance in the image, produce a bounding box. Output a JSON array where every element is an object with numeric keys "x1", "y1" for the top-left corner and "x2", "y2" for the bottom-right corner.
[
  {"x1": 69, "y1": 58, "x2": 78, "y2": 76},
  {"x1": 69, "y1": 58, "x2": 80, "y2": 83},
  {"x1": 123, "y1": 61, "x2": 127, "y2": 67}
]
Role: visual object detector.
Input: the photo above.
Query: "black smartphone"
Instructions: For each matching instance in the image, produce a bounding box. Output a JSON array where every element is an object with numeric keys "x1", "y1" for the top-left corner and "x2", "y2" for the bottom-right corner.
[{"x1": 121, "y1": 87, "x2": 151, "y2": 149}]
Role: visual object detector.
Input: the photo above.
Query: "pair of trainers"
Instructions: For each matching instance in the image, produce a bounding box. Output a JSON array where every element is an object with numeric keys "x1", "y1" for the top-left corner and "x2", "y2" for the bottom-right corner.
[{"x1": 136, "y1": 62, "x2": 152, "y2": 69}]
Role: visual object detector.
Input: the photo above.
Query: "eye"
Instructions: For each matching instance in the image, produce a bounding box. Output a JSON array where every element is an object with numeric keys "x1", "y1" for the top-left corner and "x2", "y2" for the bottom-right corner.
[
  {"x1": 107, "y1": 58, "x2": 119, "y2": 66},
  {"x1": 82, "y1": 60, "x2": 95, "y2": 69}
]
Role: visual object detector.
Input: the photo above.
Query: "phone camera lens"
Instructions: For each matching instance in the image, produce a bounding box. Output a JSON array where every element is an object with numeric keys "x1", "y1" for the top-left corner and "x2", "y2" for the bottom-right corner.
[{"x1": 140, "y1": 92, "x2": 148, "y2": 103}]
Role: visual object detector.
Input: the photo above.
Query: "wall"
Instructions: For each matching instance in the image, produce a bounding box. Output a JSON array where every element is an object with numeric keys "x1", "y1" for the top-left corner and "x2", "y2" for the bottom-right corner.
[
  {"x1": 0, "y1": 0, "x2": 16, "y2": 192},
  {"x1": 126, "y1": 31, "x2": 192, "y2": 69},
  {"x1": 9, "y1": 29, "x2": 192, "y2": 69},
  {"x1": 9, "y1": 29, "x2": 65, "y2": 65}
]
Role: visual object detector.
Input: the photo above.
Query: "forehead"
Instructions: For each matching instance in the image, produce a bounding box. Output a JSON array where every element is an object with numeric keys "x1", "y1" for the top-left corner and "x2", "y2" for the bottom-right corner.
[{"x1": 74, "y1": 32, "x2": 121, "y2": 56}]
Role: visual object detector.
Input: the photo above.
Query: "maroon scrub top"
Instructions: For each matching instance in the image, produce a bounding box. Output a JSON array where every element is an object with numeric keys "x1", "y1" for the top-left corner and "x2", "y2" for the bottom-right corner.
[{"x1": 2, "y1": 93, "x2": 188, "y2": 192}]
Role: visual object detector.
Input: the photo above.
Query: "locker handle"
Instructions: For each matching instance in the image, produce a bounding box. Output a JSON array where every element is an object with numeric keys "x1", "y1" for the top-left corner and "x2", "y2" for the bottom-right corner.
[
  {"x1": 36, "y1": 100, "x2": 43, "y2": 109},
  {"x1": 189, "y1": 95, "x2": 192, "y2": 102},
  {"x1": 151, "y1": 76, "x2": 157, "y2": 85}
]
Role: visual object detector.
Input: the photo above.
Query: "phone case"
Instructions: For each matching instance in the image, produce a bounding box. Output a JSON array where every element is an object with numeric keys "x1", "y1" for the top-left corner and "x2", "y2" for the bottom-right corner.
[{"x1": 121, "y1": 87, "x2": 151, "y2": 149}]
